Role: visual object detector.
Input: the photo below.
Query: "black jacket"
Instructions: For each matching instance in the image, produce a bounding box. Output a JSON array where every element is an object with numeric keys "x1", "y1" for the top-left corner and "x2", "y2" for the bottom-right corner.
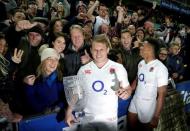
[
  {"x1": 64, "y1": 42, "x2": 90, "y2": 76},
  {"x1": 120, "y1": 47, "x2": 142, "y2": 83}
]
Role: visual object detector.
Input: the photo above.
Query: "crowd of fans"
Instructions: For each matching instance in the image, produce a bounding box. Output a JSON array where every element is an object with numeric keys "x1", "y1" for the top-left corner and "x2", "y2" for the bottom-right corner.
[{"x1": 0, "y1": 0, "x2": 190, "y2": 126}]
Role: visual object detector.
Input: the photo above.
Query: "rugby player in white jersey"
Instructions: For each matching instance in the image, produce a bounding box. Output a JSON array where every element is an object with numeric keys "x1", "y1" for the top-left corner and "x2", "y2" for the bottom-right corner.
[
  {"x1": 128, "y1": 38, "x2": 168, "y2": 131},
  {"x1": 65, "y1": 34, "x2": 132, "y2": 131}
]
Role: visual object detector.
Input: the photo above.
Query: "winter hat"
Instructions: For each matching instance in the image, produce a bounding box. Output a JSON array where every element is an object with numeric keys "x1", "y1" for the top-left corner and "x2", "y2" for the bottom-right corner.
[
  {"x1": 38, "y1": 44, "x2": 49, "y2": 56},
  {"x1": 32, "y1": 17, "x2": 49, "y2": 26},
  {"x1": 28, "y1": 25, "x2": 44, "y2": 36},
  {"x1": 40, "y1": 48, "x2": 60, "y2": 61}
]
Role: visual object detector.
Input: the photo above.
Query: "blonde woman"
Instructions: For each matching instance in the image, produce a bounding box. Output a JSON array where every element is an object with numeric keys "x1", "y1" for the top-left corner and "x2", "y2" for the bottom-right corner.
[{"x1": 24, "y1": 48, "x2": 66, "y2": 114}]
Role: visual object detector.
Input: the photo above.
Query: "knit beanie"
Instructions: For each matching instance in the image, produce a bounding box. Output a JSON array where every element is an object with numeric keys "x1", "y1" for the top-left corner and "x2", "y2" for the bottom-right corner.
[
  {"x1": 40, "y1": 48, "x2": 60, "y2": 61},
  {"x1": 28, "y1": 25, "x2": 44, "y2": 36}
]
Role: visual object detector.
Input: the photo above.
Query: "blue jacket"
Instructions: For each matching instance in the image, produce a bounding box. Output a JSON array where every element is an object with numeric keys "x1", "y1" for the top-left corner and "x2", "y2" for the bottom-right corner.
[
  {"x1": 168, "y1": 54, "x2": 184, "y2": 76},
  {"x1": 25, "y1": 71, "x2": 65, "y2": 113}
]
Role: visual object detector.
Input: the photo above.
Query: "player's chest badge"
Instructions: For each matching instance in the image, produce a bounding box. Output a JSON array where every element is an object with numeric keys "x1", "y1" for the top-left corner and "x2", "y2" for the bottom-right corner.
[{"x1": 85, "y1": 70, "x2": 91, "y2": 74}]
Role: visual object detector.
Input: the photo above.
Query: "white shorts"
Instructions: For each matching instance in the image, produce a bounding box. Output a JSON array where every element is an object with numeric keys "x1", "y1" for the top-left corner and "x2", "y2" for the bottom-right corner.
[{"x1": 128, "y1": 96, "x2": 156, "y2": 123}]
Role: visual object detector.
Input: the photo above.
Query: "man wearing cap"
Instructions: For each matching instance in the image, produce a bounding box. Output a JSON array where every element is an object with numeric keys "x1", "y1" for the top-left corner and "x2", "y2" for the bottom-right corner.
[
  {"x1": 16, "y1": 24, "x2": 44, "y2": 81},
  {"x1": 11, "y1": 24, "x2": 44, "y2": 115}
]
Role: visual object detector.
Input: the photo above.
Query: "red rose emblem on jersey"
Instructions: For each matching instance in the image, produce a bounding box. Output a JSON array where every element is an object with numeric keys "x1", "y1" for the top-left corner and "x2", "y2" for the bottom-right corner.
[
  {"x1": 110, "y1": 68, "x2": 115, "y2": 74},
  {"x1": 84, "y1": 70, "x2": 91, "y2": 74}
]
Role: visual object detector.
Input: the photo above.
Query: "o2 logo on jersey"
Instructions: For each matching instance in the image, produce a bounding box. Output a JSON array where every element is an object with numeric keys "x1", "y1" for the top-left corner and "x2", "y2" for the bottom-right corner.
[
  {"x1": 138, "y1": 73, "x2": 144, "y2": 82},
  {"x1": 92, "y1": 80, "x2": 107, "y2": 95}
]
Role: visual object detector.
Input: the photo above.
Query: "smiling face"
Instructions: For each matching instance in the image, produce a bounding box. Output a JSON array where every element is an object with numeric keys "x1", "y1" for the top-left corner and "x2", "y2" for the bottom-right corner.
[
  {"x1": 43, "y1": 57, "x2": 59, "y2": 76},
  {"x1": 28, "y1": 32, "x2": 42, "y2": 47},
  {"x1": 52, "y1": 36, "x2": 66, "y2": 53},
  {"x1": 136, "y1": 30, "x2": 144, "y2": 41},
  {"x1": 98, "y1": 5, "x2": 108, "y2": 18},
  {"x1": 70, "y1": 28, "x2": 84, "y2": 50},
  {"x1": 91, "y1": 42, "x2": 109, "y2": 65},
  {"x1": 121, "y1": 31, "x2": 132, "y2": 50},
  {"x1": 53, "y1": 20, "x2": 63, "y2": 33},
  {"x1": 0, "y1": 38, "x2": 7, "y2": 55}
]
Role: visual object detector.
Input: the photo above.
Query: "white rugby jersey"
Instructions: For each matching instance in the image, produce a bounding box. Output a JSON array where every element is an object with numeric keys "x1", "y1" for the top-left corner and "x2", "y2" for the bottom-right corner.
[
  {"x1": 134, "y1": 59, "x2": 168, "y2": 100},
  {"x1": 77, "y1": 60, "x2": 129, "y2": 120}
]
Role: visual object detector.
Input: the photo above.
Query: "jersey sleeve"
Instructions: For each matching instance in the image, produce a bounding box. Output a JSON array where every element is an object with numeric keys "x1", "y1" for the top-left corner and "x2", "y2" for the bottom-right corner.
[
  {"x1": 116, "y1": 64, "x2": 130, "y2": 89},
  {"x1": 156, "y1": 65, "x2": 168, "y2": 88}
]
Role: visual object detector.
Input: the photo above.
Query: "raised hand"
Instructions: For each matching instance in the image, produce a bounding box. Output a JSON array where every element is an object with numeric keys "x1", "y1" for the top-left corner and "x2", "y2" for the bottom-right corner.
[
  {"x1": 11, "y1": 48, "x2": 24, "y2": 64},
  {"x1": 23, "y1": 75, "x2": 36, "y2": 86},
  {"x1": 80, "y1": 50, "x2": 91, "y2": 64},
  {"x1": 152, "y1": 1, "x2": 157, "y2": 9},
  {"x1": 15, "y1": 20, "x2": 38, "y2": 31}
]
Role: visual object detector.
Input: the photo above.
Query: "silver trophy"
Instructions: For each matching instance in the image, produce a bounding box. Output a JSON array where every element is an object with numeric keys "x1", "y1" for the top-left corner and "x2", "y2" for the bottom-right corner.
[{"x1": 63, "y1": 75, "x2": 93, "y2": 124}]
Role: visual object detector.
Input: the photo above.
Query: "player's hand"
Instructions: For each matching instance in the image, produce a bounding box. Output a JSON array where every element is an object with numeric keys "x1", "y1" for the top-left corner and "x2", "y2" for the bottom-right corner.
[
  {"x1": 150, "y1": 116, "x2": 159, "y2": 128},
  {"x1": 116, "y1": 87, "x2": 131, "y2": 100},
  {"x1": 65, "y1": 107, "x2": 78, "y2": 127}
]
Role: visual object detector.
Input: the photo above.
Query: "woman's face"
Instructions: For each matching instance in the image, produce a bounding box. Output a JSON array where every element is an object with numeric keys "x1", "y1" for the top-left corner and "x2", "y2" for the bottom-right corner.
[
  {"x1": 0, "y1": 39, "x2": 7, "y2": 55},
  {"x1": 53, "y1": 20, "x2": 63, "y2": 33},
  {"x1": 43, "y1": 57, "x2": 59, "y2": 76},
  {"x1": 52, "y1": 36, "x2": 66, "y2": 53}
]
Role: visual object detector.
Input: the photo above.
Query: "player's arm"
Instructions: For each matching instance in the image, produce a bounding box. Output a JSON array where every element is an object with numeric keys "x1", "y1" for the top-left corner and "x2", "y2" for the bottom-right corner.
[
  {"x1": 150, "y1": 85, "x2": 167, "y2": 128},
  {"x1": 115, "y1": 65, "x2": 132, "y2": 99},
  {"x1": 131, "y1": 77, "x2": 138, "y2": 91}
]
